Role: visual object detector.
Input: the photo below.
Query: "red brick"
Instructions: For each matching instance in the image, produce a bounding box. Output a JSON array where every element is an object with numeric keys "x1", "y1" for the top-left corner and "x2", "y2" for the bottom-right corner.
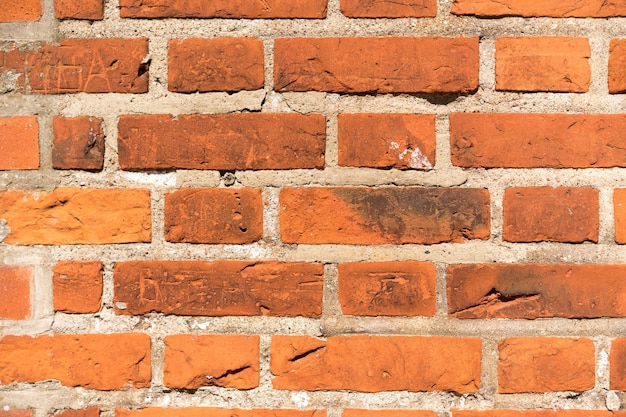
[
  {"x1": 338, "y1": 262, "x2": 436, "y2": 316},
  {"x1": 0, "y1": 188, "x2": 151, "y2": 245},
  {"x1": 0, "y1": 411, "x2": 32, "y2": 417},
  {"x1": 53, "y1": 261, "x2": 103, "y2": 314},
  {"x1": 610, "y1": 338, "x2": 626, "y2": 389},
  {"x1": 340, "y1": 0, "x2": 436, "y2": 17},
  {"x1": 448, "y1": 264, "x2": 626, "y2": 319},
  {"x1": 496, "y1": 37, "x2": 590, "y2": 92},
  {"x1": 0, "y1": 0, "x2": 41, "y2": 21},
  {"x1": 164, "y1": 335, "x2": 259, "y2": 389},
  {"x1": 0, "y1": 39, "x2": 149, "y2": 94},
  {"x1": 338, "y1": 114, "x2": 435, "y2": 170},
  {"x1": 54, "y1": 0, "x2": 104, "y2": 19},
  {"x1": 609, "y1": 39, "x2": 626, "y2": 93},
  {"x1": 164, "y1": 188, "x2": 263, "y2": 244},
  {"x1": 454, "y1": 411, "x2": 620, "y2": 417},
  {"x1": 52, "y1": 116, "x2": 104, "y2": 171},
  {"x1": 344, "y1": 411, "x2": 435, "y2": 417},
  {"x1": 114, "y1": 261, "x2": 323, "y2": 317},
  {"x1": 280, "y1": 187, "x2": 490, "y2": 244},
  {"x1": 615, "y1": 189, "x2": 626, "y2": 243},
  {"x1": 452, "y1": 0, "x2": 626, "y2": 17},
  {"x1": 118, "y1": 114, "x2": 325, "y2": 170},
  {"x1": 169, "y1": 38, "x2": 264, "y2": 92},
  {"x1": 0, "y1": 116, "x2": 39, "y2": 170},
  {"x1": 53, "y1": 409, "x2": 100, "y2": 417},
  {"x1": 274, "y1": 37, "x2": 478, "y2": 94},
  {"x1": 271, "y1": 335, "x2": 481, "y2": 393},
  {"x1": 503, "y1": 187, "x2": 599, "y2": 243},
  {"x1": 451, "y1": 113, "x2": 626, "y2": 168},
  {"x1": 0, "y1": 266, "x2": 31, "y2": 320},
  {"x1": 116, "y1": 410, "x2": 325, "y2": 417},
  {"x1": 0, "y1": 333, "x2": 150, "y2": 390},
  {"x1": 119, "y1": 0, "x2": 327, "y2": 18},
  {"x1": 498, "y1": 338, "x2": 595, "y2": 393}
]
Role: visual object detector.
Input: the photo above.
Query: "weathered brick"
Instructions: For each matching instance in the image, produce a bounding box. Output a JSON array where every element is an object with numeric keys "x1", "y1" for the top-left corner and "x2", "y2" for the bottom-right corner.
[
  {"x1": 0, "y1": 411, "x2": 32, "y2": 417},
  {"x1": 614, "y1": 189, "x2": 626, "y2": 243},
  {"x1": 338, "y1": 114, "x2": 435, "y2": 170},
  {"x1": 0, "y1": 188, "x2": 151, "y2": 245},
  {"x1": 0, "y1": 39, "x2": 149, "y2": 93},
  {"x1": 164, "y1": 188, "x2": 263, "y2": 244},
  {"x1": 454, "y1": 411, "x2": 621, "y2": 417},
  {"x1": 498, "y1": 338, "x2": 595, "y2": 393},
  {"x1": 610, "y1": 338, "x2": 626, "y2": 389},
  {"x1": 339, "y1": 262, "x2": 436, "y2": 316},
  {"x1": 53, "y1": 409, "x2": 100, "y2": 417},
  {"x1": 52, "y1": 116, "x2": 104, "y2": 171},
  {"x1": 340, "y1": 0, "x2": 436, "y2": 17},
  {"x1": 274, "y1": 37, "x2": 478, "y2": 94},
  {"x1": 280, "y1": 187, "x2": 490, "y2": 244},
  {"x1": 169, "y1": 38, "x2": 264, "y2": 92},
  {"x1": 54, "y1": 0, "x2": 104, "y2": 19},
  {"x1": 448, "y1": 264, "x2": 626, "y2": 319},
  {"x1": 0, "y1": 266, "x2": 31, "y2": 320},
  {"x1": 114, "y1": 261, "x2": 323, "y2": 317},
  {"x1": 116, "y1": 410, "x2": 325, "y2": 417},
  {"x1": 271, "y1": 335, "x2": 481, "y2": 393},
  {"x1": 0, "y1": 0, "x2": 41, "y2": 21},
  {"x1": 118, "y1": 114, "x2": 325, "y2": 170},
  {"x1": 496, "y1": 37, "x2": 590, "y2": 92},
  {"x1": 503, "y1": 187, "x2": 599, "y2": 243},
  {"x1": 53, "y1": 261, "x2": 103, "y2": 314},
  {"x1": 344, "y1": 411, "x2": 435, "y2": 417},
  {"x1": 164, "y1": 335, "x2": 259, "y2": 389},
  {"x1": 451, "y1": 113, "x2": 626, "y2": 168},
  {"x1": 452, "y1": 0, "x2": 626, "y2": 17},
  {"x1": 609, "y1": 39, "x2": 626, "y2": 94},
  {"x1": 119, "y1": 0, "x2": 327, "y2": 18},
  {"x1": 0, "y1": 333, "x2": 150, "y2": 390},
  {"x1": 0, "y1": 116, "x2": 39, "y2": 170}
]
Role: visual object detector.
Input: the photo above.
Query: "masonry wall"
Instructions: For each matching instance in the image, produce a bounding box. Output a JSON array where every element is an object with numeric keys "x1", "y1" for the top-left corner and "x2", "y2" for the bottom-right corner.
[{"x1": 2, "y1": 0, "x2": 626, "y2": 416}]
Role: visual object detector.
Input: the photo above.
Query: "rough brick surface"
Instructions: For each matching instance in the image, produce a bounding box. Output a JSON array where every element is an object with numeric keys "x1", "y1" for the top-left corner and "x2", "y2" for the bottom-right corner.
[
  {"x1": 0, "y1": 39, "x2": 149, "y2": 93},
  {"x1": 52, "y1": 116, "x2": 105, "y2": 171},
  {"x1": 271, "y1": 335, "x2": 482, "y2": 393},
  {"x1": 280, "y1": 187, "x2": 490, "y2": 244},
  {"x1": 164, "y1": 188, "x2": 263, "y2": 244},
  {"x1": 0, "y1": 266, "x2": 31, "y2": 320},
  {"x1": 169, "y1": 38, "x2": 264, "y2": 92},
  {"x1": 54, "y1": 0, "x2": 104, "y2": 19},
  {"x1": 53, "y1": 261, "x2": 103, "y2": 314},
  {"x1": 0, "y1": 412, "x2": 32, "y2": 417},
  {"x1": 0, "y1": 0, "x2": 41, "y2": 21},
  {"x1": 609, "y1": 39, "x2": 626, "y2": 94},
  {"x1": 344, "y1": 411, "x2": 436, "y2": 417},
  {"x1": 274, "y1": 37, "x2": 479, "y2": 94},
  {"x1": 114, "y1": 261, "x2": 324, "y2": 317},
  {"x1": 451, "y1": 0, "x2": 626, "y2": 17},
  {"x1": 118, "y1": 114, "x2": 325, "y2": 170},
  {"x1": 164, "y1": 335, "x2": 259, "y2": 389},
  {"x1": 338, "y1": 114, "x2": 436, "y2": 170},
  {"x1": 340, "y1": 0, "x2": 437, "y2": 17},
  {"x1": 119, "y1": 0, "x2": 327, "y2": 18},
  {"x1": 116, "y1": 410, "x2": 325, "y2": 417},
  {"x1": 0, "y1": 334, "x2": 151, "y2": 389},
  {"x1": 338, "y1": 262, "x2": 436, "y2": 316},
  {"x1": 53, "y1": 409, "x2": 100, "y2": 417},
  {"x1": 503, "y1": 187, "x2": 599, "y2": 243},
  {"x1": 495, "y1": 37, "x2": 591, "y2": 92},
  {"x1": 614, "y1": 189, "x2": 626, "y2": 243},
  {"x1": 451, "y1": 113, "x2": 626, "y2": 168},
  {"x1": 498, "y1": 338, "x2": 595, "y2": 393},
  {"x1": 0, "y1": 188, "x2": 151, "y2": 244},
  {"x1": 610, "y1": 338, "x2": 626, "y2": 389},
  {"x1": 448, "y1": 264, "x2": 626, "y2": 319},
  {"x1": 0, "y1": 116, "x2": 39, "y2": 170}
]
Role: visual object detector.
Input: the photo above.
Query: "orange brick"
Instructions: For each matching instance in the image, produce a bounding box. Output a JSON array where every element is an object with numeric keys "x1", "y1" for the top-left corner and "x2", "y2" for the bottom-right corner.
[
  {"x1": 503, "y1": 187, "x2": 599, "y2": 243},
  {"x1": 610, "y1": 338, "x2": 626, "y2": 389},
  {"x1": 338, "y1": 114, "x2": 436, "y2": 170},
  {"x1": 609, "y1": 39, "x2": 626, "y2": 94},
  {"x1": 164, "y1": 335, "x2": 259, "y2": 389},
  {"x1": 52, "y1": 116, "x2": 105, "y2": 171},
  {"x1": 0, "y1": 0, "x2": 41, "y2": 21},
  {"x1": 280, "y1": 187, "x2": 490, "y2": 244},
  {"x1": 0, "y1": 266, "x2": 31, "y2": 320},
  {"x1": 0, "y1": 116, "x2": 39, "y2": 170},
  {"x1": 339, "y1": 262, "x2": 436, "y2": 316},
  {"x1": 614, "y1": 189, "x2": 626, "y2": 243},
  {"x1": 340, "y1": 0, "x2": 436, "y2": 17},
  {"x1": 274, "y1": 37, "x2": 478, "y2": 94},
  {"x1": 453, "y1": 411, "x2": 620, "y2": 417},
  {"x1": 496, "y1": 37, "x2": 590, "y2": 92},
  {"x1": 53, "y1": 409, "x2": 100, "y2": 417},
  {"x1": 271, "y1": 335, "x2": 481, "y2": 393},
  {"x1": 498, "y1": 338, "x2": 595, "y2": 393},
  {"x1": 344, "y1": 411, "x2": 435, "y2": 417},
  {"x1": 53, "y1": 261, "x2": 103, "y2": 313},
  {"x1": 116, "y1": 410, "x2": 325, "y2": 417},
  {"x1": 0, "y1": 333, "x2": 150, "y2": 389},
  {"x1": 0, "y1": 188, "x2": 151, "y2": 244},
  {"x1": 0, "y1": 411, "x2": 32, "y2": 417},
  {"x1": 452, "y1": 0, "x2": 626, "y2": 17},
  {"x1": 54, "y1": 0, "x2": 104, "y2": 19}
]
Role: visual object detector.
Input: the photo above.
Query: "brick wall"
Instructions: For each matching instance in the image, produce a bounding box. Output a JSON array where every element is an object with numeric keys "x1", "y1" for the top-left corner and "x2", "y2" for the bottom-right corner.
[{"x1": 2, "y1": 0, "x2": 626, "y2": 415}]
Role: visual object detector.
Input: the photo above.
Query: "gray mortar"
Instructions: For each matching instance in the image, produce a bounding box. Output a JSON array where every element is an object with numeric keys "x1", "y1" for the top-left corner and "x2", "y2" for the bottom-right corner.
[{"x1": 2, "y1": 0, "x2": 626, "y2": 414}]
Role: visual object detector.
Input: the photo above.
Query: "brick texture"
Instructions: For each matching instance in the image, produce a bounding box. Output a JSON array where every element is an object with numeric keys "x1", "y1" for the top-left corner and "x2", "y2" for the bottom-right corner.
[
  {"x1": 615, "y1": 189, "x2": 626, "y2": 243},
  {"x1": 52, "y1": 116, "x2": 105, "y2": 171},
  {"x1": 451, "y1": 0, "x2": 626, "y2": 17},
  {"x1": 340, "y1": 0, "x2": 437, "y2": 17},
  {"x1": 0, "y1": 0, "x2": 41, "y2": 21},
  {"x1": 0, "y1": 116, "x2": 39, "y2": 170},
  {"x1": 610, "y1": 338, "x2": 626, "y2": 390},
  {"x1": 53, "y1": 261, "x2": 103, "y2": 313},
  {"x1": 53, "y1": 409, "x2": 100, "y2": 417},
  {"x1": 344, "y1": 411, "x2": 436, "y2": 417},
  {"x1": 54, "y1": 0, "x2": 104, "y2": 19},
  {"x1": 116, "y1": 410, "x2": 325, "y2": 417},
  {"x1": 0, "y1": 266, "x2": 32, "y2": 320},
  {"x1": 453, "y1": 411, "x2": 622, "y2": 417},
  {"x1": 0, "y1": 412, "x2": 32, "y2": 417},
  {"x1": 609, "y1": 39, "x2": 626, "y2": 93}
]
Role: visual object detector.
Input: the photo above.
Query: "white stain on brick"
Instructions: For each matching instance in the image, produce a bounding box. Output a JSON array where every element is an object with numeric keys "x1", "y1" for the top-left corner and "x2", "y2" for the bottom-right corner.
[{"x1": 393, "y1": 143, "x2": 433, "y2": 169}]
